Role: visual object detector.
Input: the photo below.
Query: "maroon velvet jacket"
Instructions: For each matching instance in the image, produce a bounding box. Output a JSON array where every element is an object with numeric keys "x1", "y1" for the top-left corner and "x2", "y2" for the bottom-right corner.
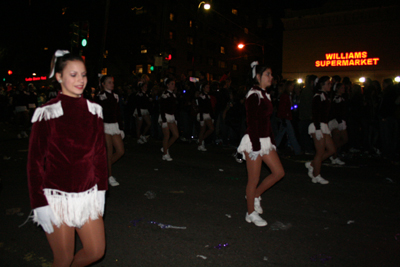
[
  {"x1": 134, "y1": 91, "x2": 152, "y2": 116},
  {"x1": 245, "y1": 86, "x2": 275, "y2": 152},
  {"x1": 277, "y1": 92, "x2": 293, "y2": 120},
  {"x1": 312, "y1": 90, "x2": 331, "y2": 130},
  {"x1": 95, "y1": 90, "x2": 123, "y2": 129},
  {"x1": 329, "y1": 95, "x2": 346, "y2": 123},
  {"x1": 27, "y1": 93, "x2": 108, "y2": 209},
  {"x1": 197, "y1": 92, "x2": 214, "y2": 120},
  {"x1": 160, "y1": 90, "x2": 177, "y2": 122}
]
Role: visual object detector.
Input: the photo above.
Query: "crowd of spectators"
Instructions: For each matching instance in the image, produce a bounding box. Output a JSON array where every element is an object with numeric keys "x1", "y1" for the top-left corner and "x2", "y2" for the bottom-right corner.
[{"x1": 1, "y1": 73, "x2": 399, "y2": 162}]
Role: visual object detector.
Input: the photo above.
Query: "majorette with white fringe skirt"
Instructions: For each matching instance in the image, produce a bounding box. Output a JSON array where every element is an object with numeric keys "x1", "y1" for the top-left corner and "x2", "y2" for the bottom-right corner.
[
  {"x1": 27, "y1": 50, "x2": 108, "y2": 266},
  {"x1": 237, "y1": 61, "x2": 285, "y2": 227}
]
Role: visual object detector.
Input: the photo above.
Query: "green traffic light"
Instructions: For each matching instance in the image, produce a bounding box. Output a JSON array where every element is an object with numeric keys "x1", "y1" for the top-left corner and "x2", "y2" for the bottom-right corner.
[
  {"x1": 150, "y1": 66, "x2": 154, "y2": 71},
  {"x1": 81, "y1": 39, "x2": 87, "y2": 47}
]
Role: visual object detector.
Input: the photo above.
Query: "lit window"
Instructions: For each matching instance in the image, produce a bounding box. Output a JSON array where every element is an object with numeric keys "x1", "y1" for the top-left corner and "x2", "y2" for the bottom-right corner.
[
  {"x1": 101, "y1": 68, "x2": 107, "y2": 75},
  {"x1": 136, "y1": 65, "x2": 143, "y2": 74},
  {"x1": 141, "y1": 45, "x2": 147, "y2": 54},
  {"x1": 244, "y1": 28, "x2": 249, "y2": 34},
  {"x1": 232, "y1": 64, "x2": 237, "y2": 71},
  {"x1": 220, "y1": 46, "x2": 225, "y2": 54},
  {"x1": 232, "y1": 9, "x2": 237, "y2": 15},
  {"x1": 169, "y1": 13, "x2": 174, "y2": 21},
  {"x1": 169, "y1": 31, "x2": 174, "y2": 39},
  {"x1": 147, "y1": 65, "x2": 152, "y2": 74},
  {"x1": 189, "y1": 20, "x2": 193, "y2": 27},
  {"x1": 218, "y1": 61, "x2": 226, "y2": 68},
  {"x1": 187, "y1": 37, "x2": 193, "y2": 45}
]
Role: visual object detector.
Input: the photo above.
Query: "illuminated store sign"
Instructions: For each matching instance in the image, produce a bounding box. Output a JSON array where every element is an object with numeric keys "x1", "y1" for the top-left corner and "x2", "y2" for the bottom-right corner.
[
  {"x1": 315, "y1": 51, "x2": 379, "y2": 67},
  {"x1": 25, "y1": 76, "x2": 47, "y2": 82}
]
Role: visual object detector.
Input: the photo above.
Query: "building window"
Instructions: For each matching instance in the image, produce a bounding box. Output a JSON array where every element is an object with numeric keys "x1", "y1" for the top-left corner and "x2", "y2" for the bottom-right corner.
[
  {"x1": 136, "y1": 65, "x2": 143, "y2": 74},
  {"x1": 218, "y1": 61, "x2": 226, "y2": 68},
  {"x1": 147, "y1": 64, "x2": 152, "y2": 74},
  {"x1": 244, "y1": 28, "x2": 249, "y2": 34},
  {"x1": 232, "y1": 64, "x2": 237, "y2": 71},
  {"x1": 101, "y1": 68, "x2": 107, "y2": 75},
  {"x1": 232, "y1": 9, "x2": 237, "y2": 15},
  {"x1": 141, "y1": 45, "x2": 147, "y2": 54},
  {"x1": 220, "y1": 46, "x2": 225, "y2": 54},
  {"x1": 189, "y1": 20, "x2": 193, "y2": 27},
  {"x1": 208, "y1": 58, "x2": 214, "y2": 66},
  {"x1": 169, "y1": 31, "x2": 174, "y2": 39},
  {"x1": 169, "y1": 13, "x2": 174, "y2": 21},
  {"x1": 187, "y1": 37, "x2": 193, "y2": 45}
]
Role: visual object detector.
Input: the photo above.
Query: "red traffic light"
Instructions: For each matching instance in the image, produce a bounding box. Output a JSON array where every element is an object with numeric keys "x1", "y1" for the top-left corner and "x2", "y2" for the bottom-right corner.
[
  {"x1": 165, "y1": 54, "x2": 172, "y2": 60},
  {"x1": 7, "y1": 70, "x2": 12, "y2": 75}
]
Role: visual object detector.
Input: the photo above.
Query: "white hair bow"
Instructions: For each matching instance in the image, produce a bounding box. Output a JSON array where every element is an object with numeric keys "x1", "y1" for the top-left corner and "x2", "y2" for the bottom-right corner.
[
  {"x1": 250, "y1": 61, "x2": 259, "y2": 79},
  {"x1": 49, "y1": 50, "x2": 70, "y2": 78}
]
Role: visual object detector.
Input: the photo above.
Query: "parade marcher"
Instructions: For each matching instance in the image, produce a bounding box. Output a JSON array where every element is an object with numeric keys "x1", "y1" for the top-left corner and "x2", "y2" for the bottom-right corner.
[
  {"x1": 159, "y1": 77, "x2": 179, "y2": 161},
  {"x1": 305, "y1": 76, "x2": 336, "y2": 184},
  {"x1": 328, "y1": 83, "x2": 348, "y2": 164},
  {"x1": 27, "y1": 50, "x2": 108, "y2": 266},
  {"x1": 237, "y1": 61, "x2": 285, "y2": 227},
  {"x1": 95, "y1": 75, "x2": 125, "y2": 186},
  {"x1": 196, "y1": 82, "x2": 214, "y2": 151},
  {"x1": 275, "y1": 80, "x2": 302, "y2": 155},
  {"x1": 134, "y1": 81, "x2": 152, "y2": 144}
]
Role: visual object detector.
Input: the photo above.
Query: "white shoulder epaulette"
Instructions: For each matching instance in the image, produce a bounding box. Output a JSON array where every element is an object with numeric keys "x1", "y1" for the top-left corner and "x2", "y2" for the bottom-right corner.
[
  {"x1": 98, "y1": 92, "x2": 107, "y2": 101},
  {"x1": 113, "y1": 93, "x2": 119, "y2": 102},
  {"x1": 31, "y1": 101, "x2": 63, "y2": 123},
  {"x1": 87, "y1": 100, "x2": 103, "y2": 118},
  {"x1": 313, "y1": 92, "x2": 326, "y2": 101}
]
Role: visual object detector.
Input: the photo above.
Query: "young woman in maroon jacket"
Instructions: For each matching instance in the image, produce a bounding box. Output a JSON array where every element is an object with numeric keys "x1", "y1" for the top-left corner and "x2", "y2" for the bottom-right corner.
[
  {"x1": 159, "y1": 77, "x2": 179, "y2": 161},
  {"x1": 134, "y1": 81, "x2": 152, "y2": 144},
  {"x1": 328, "y1": 83, "x2": 348, "y2": 165},
  {"x1": 237, "y1": 61, "x2": 285, "y2": 227},
  {"x1": 305, "y1": 76, "x2": 336, "y2": 184},
  {"x1": 275, "y1": 80, "x2": 302, "y2": 155},
  {"x1": 196, "y1": 82, "x2": 214, "y2": 151},
  {"x1": 95, "y1": 75, "x2": 125, "y2": 186},
  {"x1": 27, "y1": 50, "x2": 108, "y2": 266}
]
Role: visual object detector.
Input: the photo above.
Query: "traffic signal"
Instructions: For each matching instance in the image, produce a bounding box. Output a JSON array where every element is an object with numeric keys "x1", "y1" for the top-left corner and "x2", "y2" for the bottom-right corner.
[
  {"x1": 165, "y1": 54, "x2": 172, "y2": 60},
  {"x1": 8, "y1": 70, "x2": 12, "y2": 75},
  {"x1": 80, "y1": 21, "x2": 89, "y2": 47},
  {"x1": 150, "y1": 66, "x2": 154, "y2": 71}
]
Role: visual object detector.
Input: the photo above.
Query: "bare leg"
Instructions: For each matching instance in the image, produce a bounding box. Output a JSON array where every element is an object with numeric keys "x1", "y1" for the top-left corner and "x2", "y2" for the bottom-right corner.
[
  {"x1": 111, "y1": 134, "x2": 124, "y2": 164},
  {"x1": 255, "y1": 150, "x2": 285, "y2": 196},
  {"x1": 45, "y1": 224, "x2": 75, "y2": 267},
  {"x1": 198, "y1": 124, "x2": 206, "y2": 145},
  {"x1": 162, "y1": 125, "x2": 170, "y2": 155},
  {"x1": 71, "y1": 217, "x2": 105, "y2": 267},
  {"x1": 202, "y1": 119, "x2": 214, "y2": 143},
  {"x1": 311, "y1": 133, "x2": 336, "y2": 176},
  {"x1": 167, "y1": 122, "x2": 179, "y2": 148},
  {"x1": 244, "y1": 151, "x2": 262, "y2": 214},
  {"x1": 142, "y1": 115, "x2": 151, "y2": 136},
  {"x1": 135, "y1": 117, "x2": 143, "y2": 139}
]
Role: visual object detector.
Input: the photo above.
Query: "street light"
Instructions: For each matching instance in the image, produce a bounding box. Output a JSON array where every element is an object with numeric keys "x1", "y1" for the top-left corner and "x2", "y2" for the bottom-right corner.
[
  {"x1": 237, "y1": 43, "x2": 265, "y2": 63},
  {"x1": 198, "y1": 1, "x2": 210, "y2": 10}
]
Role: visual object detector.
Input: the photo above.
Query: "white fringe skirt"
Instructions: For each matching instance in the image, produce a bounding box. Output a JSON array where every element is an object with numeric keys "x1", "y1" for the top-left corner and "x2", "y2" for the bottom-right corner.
[
  {"x1": 34, "y1": 185, "x2": 105, "y2": 228},
  {"x1": 328, "y1": 119, "x2": 347, "y2": 131},
  {"x1": 197, "y1": 113, "x2": 213, "y2": 126},
  {"x1": 133, "y1": 109, "x2": 150, "y2": 117},
  {"x1": 104, "y1": 122, "x2": 122, "y2": 135},
  {"x1": 237, "y1": 134, "x2": 276, "y2": 160},
  {"x1": 308, "y1": 122, "x2": 331, "y2": 136},
  {"x1": 158, "y1": 114, "x2": 177, "y2": 128}
]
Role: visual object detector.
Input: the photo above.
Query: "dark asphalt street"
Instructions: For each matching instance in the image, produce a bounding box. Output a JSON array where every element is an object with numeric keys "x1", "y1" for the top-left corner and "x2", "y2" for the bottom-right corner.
[{"x1": 1, "y1": 123, "x2": 399, "y2": 267}]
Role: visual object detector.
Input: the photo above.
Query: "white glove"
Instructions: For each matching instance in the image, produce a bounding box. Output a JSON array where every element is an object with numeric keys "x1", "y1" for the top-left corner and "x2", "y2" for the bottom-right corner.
[
  {"x1": 249, "y1": 151, "x2": 261, "y2": 161},
  {"x1": 97, "y1": 190, "x2": 106, "y2": 210},
  {"x1": 34, "y1": 205, "x2": 57, "y2": 234},
  {"x1": 161, "y1": 122, "x2": 168, "y2": 128},
  {"x1": 120, "y1": 130, "x2": 125, "y2": 139},
  {"x1": 315, "y1": 130, "x2": 323, "y2": 140},
  {"x1": 338, "y1": 121, "x2": 346, "y2": 131}
]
